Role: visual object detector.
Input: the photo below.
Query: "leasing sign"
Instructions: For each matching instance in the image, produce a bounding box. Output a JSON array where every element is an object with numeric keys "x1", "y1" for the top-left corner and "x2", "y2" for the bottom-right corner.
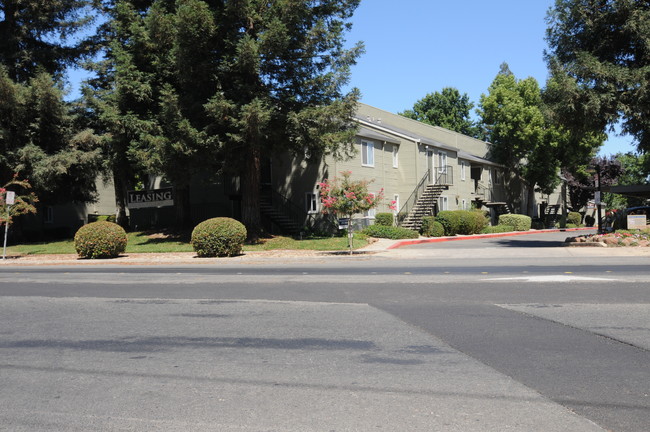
[{"x1": 127, "y1": 187, "x2": 174, "y2": 209}]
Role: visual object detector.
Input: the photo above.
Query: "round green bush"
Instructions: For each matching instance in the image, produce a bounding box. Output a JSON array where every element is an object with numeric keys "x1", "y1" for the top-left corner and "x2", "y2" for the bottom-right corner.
[
  {"x1": 435, "y1": 210, "x2": 461, "y2": 236},
  {"x1": 567, "y1": 211, "x2": 582, "y2": 226},
  {"x1": 363, "y1": 224, "x2": 419, "y2": 239},
  {"x1": 457, "y1": 210, "x2": 489, "y2": 235},
  {"x1": 374, "y1": 212, "x2": 394, "y2": 227},
  {"x1": 498, "y1": 214, "x2": 532, "y2": 231},
  {"x1": 420, "y1": 216, "x2": 444, "y2": 237},
  {"x1": 74, "y1": 221, "x2": 128, "y2": 259},
  {"x1": 191, "y1": 217, "x2": 247, "y2": 257}
]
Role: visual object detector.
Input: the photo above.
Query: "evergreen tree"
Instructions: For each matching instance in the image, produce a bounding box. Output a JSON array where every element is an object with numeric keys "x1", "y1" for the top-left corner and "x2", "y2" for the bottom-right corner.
[
  {"x1": 93, "y1": 0, "x2": 363, "y2": 237},
  {"x1": 0, "y1": 1, "x2": 103, "y2": 208},
  {"x1": 546, "y1": 0, "x2": 650, "y2": 153},
  {"x1": 204, "y1": 0, "x2": 363, "y2": 240},
  {"x1": 0, "y1": 0, "x2": 99, "y2": 82}
]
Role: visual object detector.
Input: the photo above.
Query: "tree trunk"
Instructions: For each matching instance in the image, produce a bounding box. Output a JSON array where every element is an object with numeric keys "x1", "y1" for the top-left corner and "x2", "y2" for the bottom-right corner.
[
  {"x1": 174, "y1": 184, "x2": 192, "y2": 230},
  {"x1": 112, "y1": 165, "x2": 129, "y2": 229},
  {"x1": 241, "y1": 145, "x2": 262, "y2": 242},
  {"x1": 526, "y1": 184, "x2": 536, "y2": 217}
]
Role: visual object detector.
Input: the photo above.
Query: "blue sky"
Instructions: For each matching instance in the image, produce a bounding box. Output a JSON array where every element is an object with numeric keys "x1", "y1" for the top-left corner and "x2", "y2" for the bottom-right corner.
[{"x1": 343, "y1": 0, "x2": 636, "y2": 156}]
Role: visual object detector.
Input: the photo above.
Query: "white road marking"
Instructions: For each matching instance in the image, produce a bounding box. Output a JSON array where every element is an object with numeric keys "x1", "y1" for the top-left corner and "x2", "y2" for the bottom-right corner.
[{"x1": 484, "y1": 275, "x2": 619, "y2": 282}]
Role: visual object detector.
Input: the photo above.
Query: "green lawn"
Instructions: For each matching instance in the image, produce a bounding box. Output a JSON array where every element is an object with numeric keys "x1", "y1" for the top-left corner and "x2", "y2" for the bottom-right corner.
[{"x1": 6, "y1": 232, "x2": 369, "y2": 255}]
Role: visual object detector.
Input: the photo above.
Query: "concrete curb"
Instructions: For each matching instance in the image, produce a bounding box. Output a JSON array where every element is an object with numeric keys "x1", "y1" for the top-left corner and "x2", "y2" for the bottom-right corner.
[{"x1": 387, "y1": 227, "x2": 595, "y2": 250}]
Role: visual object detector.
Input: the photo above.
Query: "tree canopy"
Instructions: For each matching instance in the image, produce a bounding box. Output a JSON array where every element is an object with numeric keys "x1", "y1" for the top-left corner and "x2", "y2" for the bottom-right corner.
[
  {"x1": 0, "y1": 0, "x2": 100, "y2": 83},
  {"x1": 0, "y1": 1, "x2": 103, "y2": 207},
  {"x1": 91, "y1": 0, "x2": 363, "y2": 236},
  {"x1": 400, "y1": 87, "x2": 481, "y2": 138},
  {"x1": 545, "y1": 0, "x2": 650, "y2": 153}
]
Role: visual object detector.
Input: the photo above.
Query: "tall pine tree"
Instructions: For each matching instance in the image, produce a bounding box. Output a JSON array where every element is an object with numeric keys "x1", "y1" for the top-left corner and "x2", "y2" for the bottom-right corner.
[
  {"x1": 0, "y1": 1, "x2": 103, "y2": 207},
  {"x1": 93, "y1": 0, "x2": 363, "y2": 236}
]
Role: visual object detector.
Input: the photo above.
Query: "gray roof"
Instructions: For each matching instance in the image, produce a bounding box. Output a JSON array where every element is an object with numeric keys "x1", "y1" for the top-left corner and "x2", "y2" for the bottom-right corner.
[
  {"x1": 457, "y1": 150, "x2": 502, "y2": 167},
  {"x1": 354, "y1": 116, "x2": 458, "y2": 153},
  {"x1": 357, "y1": 126, "x2": 401, "y2": 145}
]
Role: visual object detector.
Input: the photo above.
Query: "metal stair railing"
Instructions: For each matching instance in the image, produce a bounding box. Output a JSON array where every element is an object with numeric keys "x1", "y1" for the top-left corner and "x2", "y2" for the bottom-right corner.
[
  {"x1": 436, "y1": 166, "x2": 453, "y2": 186},
  {"x1": 261, "y1": 189, "x2": 314, "y2": 234},
  {"x1": 396, "y1": 170, "x2": 431, "y2": 226}
]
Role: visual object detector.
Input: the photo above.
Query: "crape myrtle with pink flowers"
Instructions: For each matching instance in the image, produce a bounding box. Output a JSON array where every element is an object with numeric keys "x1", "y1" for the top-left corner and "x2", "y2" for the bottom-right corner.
[{"x1": 318, "y1": 171, "x2": 388, "y2": 253}]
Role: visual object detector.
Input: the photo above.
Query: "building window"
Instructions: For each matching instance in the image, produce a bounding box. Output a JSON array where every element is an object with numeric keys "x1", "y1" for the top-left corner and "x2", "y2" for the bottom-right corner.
[
  {"x1": 361, "y1": 140, "x2": 374, "y2": 167},
  {"x1": 439, "y1": 196, "x2": 449, "y2": 211},
  {"x1": 392, "y1": 145, "x2": 399, "y2": 168},
  {"x1": 460, "y1": 161, "x2": 467, "y2": 181},
  {"x1": 305, "y1": 192, "x2": 318, "y2": 214},
  {"x1": 438, "y1": 151, "x2": 448, "y2": 173},
  {"x1": 393, "y1": 194, "x2": 400, "y2": 213},
  {"x1": 461, "y1": 199, "x2": 467, "y2": 210}
]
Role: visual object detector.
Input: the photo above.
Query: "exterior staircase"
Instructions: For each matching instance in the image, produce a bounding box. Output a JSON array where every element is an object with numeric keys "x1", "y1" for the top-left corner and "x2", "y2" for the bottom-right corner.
[
  {"x1": 259, "y1": 194, "x2": 302, "y2": 235},
  {"x1": 544, "y1": 204, "x2": 561, "y2": 228},
  {"x1": 400, "y1": 184, "x2": 447, "y2": 231}
]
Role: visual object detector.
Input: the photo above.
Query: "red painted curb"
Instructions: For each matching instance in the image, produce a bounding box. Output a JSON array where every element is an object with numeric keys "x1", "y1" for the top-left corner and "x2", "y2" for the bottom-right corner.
[{"x1": 387, "y1": 227, "x2": 595, "y2": 250}]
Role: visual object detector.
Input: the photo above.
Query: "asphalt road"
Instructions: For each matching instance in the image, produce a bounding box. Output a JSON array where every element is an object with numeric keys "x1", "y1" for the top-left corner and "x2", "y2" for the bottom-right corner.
[{"x1": 1, "y1": 233, "x2": 649, "y2": 431}]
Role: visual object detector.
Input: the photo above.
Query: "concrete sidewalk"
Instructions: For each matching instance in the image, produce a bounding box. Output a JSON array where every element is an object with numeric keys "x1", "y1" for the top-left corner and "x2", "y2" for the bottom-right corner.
[{"x1": 1, "y1": 228, "x2": 648, "y2": 266}]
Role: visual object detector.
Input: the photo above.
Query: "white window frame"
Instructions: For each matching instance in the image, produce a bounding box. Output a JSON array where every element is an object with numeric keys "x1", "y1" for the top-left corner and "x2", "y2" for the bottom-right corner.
[
  {"x1": 305, "y1": 192, "x2": 318, "y2": 214},
  {"x1": 439, "y1": 196, "x2": 449, "y2": 211},
  {"x1": 460, "y1": 161, "x2": 467, "y2": 181},
  {"x1": 438, "y1": 151, "x2": 448, "y2": 173},
  {"x1": 361, "y1": 140, "x2": 374, "y2": 167},
  {"x1": 392, "y1": 145, "x2": 399, "y2": 168},
  {"x1": 393, "y1": 194, "x2": 400, "y2": 214},
  {"x1": 461, "y1": 199, "x2": 467, "y2": 210}
]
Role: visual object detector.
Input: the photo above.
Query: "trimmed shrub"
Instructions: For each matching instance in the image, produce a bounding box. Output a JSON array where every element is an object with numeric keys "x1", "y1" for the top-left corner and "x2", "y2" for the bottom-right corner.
[
  {"x1": 74, "y1": 221, "x2": 128, "y2": 259},
  {"x1": 482, "y1": 225, "x2": 515, "y2": 234},
  {"x1": 435, "y1": 210, "x2": 461, "y2": 236},
  {"x1": 458, "y1": 210, "x2": 489, "y2": 235},
  {"x1": 191, "y1": 217, "x2": 247, "y2": 257},
  {"x1": 363, "y1": 224, "x2": 419, "y2": 239},
  {"x1": 374, "y1": 212, "x2": 394, "y2": 226},
  {"x1": 498, "y1": 214, "x2": 532, "y2": 231},
  {"x1": 567, "y1": 211, "x2": 582, "y2": 226},
  {"x1": 420, "y1": 216, "x2": 445, "y2": 237}
]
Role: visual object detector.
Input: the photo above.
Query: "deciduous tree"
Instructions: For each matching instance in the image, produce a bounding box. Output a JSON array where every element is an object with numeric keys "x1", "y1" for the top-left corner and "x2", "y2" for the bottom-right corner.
[{"x1": 400, "y1": 87, "x2": 481, "y2": 138}]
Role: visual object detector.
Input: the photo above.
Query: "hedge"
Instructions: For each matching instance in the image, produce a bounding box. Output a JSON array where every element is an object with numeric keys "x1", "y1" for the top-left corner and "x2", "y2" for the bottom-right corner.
[
  {"x1": 374, "y1": 212, "x2": 394, "y2": 226},
  {"x1": 481, "y1": 225, "x2": 515, "y2": 234},
  {"x1": 363, "y1": 224, "x2": 419, "y2": 239},
  {"x1": 420, "y1": 216, "x2": 445, "y2": 237},
  {"x1": 458, "y1": 210, "x2": 488, "y2": 235},
  {"x1": 435, "y1": 211, "x2": 461, "y2": 236},
  {"x1": 498, "y1": 214, "x2": 532, "y2": 231},
  {"x1": 567, "y1": 211, "x2": 582, "y2": 226}
]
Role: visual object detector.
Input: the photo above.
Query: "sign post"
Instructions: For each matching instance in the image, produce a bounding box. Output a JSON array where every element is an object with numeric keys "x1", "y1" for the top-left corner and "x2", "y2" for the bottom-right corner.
[{"x1": 3, "y1": 191, "x2": 15, "y2": 260}]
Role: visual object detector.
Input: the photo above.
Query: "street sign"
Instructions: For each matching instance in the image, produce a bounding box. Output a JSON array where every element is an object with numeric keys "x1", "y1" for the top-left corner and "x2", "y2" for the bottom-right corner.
[
  {"x1": 5, "y1": 191, "x2": 15, "y2": 205},
  {"x1": 594, "y1": 191, "x2": 601, "y2": 205}
]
